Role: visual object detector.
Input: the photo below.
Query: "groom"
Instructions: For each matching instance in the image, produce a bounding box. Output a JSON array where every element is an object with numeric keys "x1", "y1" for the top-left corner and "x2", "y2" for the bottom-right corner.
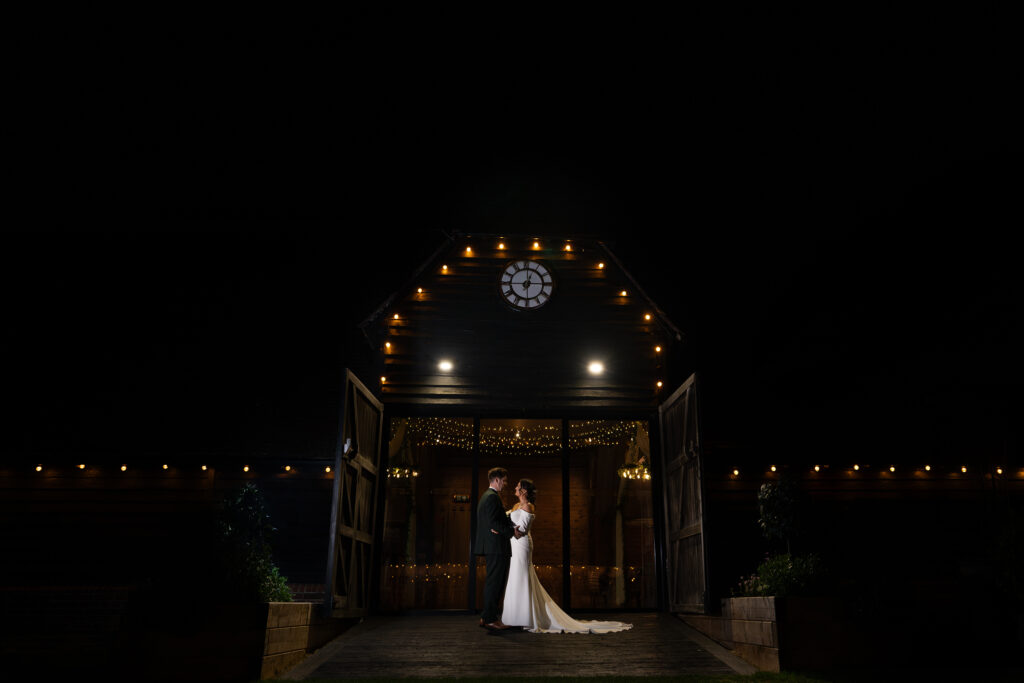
[{"x1": 474, "y1": 466, "x2": 523, "y2": 631}]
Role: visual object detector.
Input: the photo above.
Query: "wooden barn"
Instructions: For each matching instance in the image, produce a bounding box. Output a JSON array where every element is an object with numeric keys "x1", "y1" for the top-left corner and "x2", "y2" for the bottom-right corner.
[{"x1": 325, "y1": 231, "x2": 710, "y2": 618}]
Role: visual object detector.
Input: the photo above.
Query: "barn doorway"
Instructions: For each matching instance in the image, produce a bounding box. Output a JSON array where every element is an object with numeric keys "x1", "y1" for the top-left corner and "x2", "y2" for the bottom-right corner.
[{"x1": 378, "y1": 417, "x2": 658, "y2": 612}]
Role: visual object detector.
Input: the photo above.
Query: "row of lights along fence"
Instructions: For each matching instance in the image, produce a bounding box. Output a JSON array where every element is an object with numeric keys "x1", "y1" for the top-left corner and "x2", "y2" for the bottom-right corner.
[
  {"x1": 380, "y1": 239, "x2": 664, "y2": 389},
  {"x1": 26, "y1": 464, "x2": 1019, "y2": 477}
]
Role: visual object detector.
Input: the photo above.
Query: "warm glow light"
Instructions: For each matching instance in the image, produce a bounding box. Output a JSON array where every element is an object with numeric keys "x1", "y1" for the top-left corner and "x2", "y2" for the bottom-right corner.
[
  {"x1": 201, "y1": 465, "x2": 207, "y2": 471},
  {"x1": 924, "y1": 465, "x2": 931, "y2": 471},
  {"x1": 996, "y1": 467, "x2": 1003, "y2": 475},
  {"x1": 771, "y1": 465, "x2": 777, "y2": 472},
  {"x1": 533, "y1": 241, "x2": 540, "y2": 249},
  {"x1": 732, "y1": 469, "x2": 739, "y2": 476},
  {"x1": 644, "y1": 313, "x2": 651, "y2": 321},
  {"x1": 380, "y1": 376, "x2": 386, "y2": 383},
  {"x1": 438, "y1": 360, "x2": 453, "y2": 371},
  {"x1": 417, "y1": 287, "x2": 423, "y2": 293},
  {"x1": 814, "y1": 465, "x2": 820, "y2": 472},
  {"x1": 284, "y1": 465, "x2": 291, "y2": 471},
  {"x1": 598, "y1": 262, "x2": 605, "y2": 269},
  {"x1": 588, "y1": 361, "x2": 604, "y2": 375},
  {"x1": 564, "y1": 243, "x2": 572, "y2": 251},
  {"x1": 243, "y1": 465, "x2": 249, "y2": 472},
  {"x1": 385, "y1": 342, "x2": 391, "y2": 349},
  {"x1": 890, "y1": 466, "x2": 896, "y2": 472},
  {"x1": 78, "y1": 464, "x2": 85, "y2": 470},
  {"x1": 465, "y1": 246, "x2": 472, "y2": 254},
  {"x1": 162, "y1": 464, "x2": 168, "y2": 470},
  {"x1": 35, "y1": 465, "x2": 42, "y2": 472},
  {"x1": 498, "y1": 242, "x2": 505, "y2": 250},
  {"x1": 442, "y1": 265, "x2": 448, "y2": 271},
  {"x1": 961, "y1": 466, "x2": 967, "y2": 473},
  {"x1": 393, "y1": 313, "x2": 399, "y2": 320},
  {"x1": 325, "y1": 466, "x2": 331, "y2": 473},
  {"x1": 121, "y1": 465, "x2": 127, "y2": 471},
  {"x1": 655, "y1": 346, "x2": 662, "y2": 353},
  {"x1": 656, "y1": 381, "x2": 663, "y2": 387},
  {"x1": 853, "y1": 464, "x2": 860, "y2": 471},
  {"x1": 620, "y1": 290, "x2": 627, "y2": 296}
]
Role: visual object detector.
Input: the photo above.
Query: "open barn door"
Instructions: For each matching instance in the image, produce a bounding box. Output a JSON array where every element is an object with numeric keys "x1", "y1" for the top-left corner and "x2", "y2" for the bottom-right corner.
[
  {"x1": 323, "y1": 369, "x2": 384, "y2": 617},
  {"x1": 659, "y1": 373, "x2": 710, "y2": 613}
]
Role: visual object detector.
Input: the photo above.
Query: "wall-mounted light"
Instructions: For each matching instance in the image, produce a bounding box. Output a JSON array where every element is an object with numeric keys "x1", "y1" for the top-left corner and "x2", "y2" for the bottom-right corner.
[
  {"x1": 78, "y1": 464, "x2": 86, "y2": 470},
  {"x1": 924, "y1": 465, "x2": 931, "y2": 471},
  {"x1": 465, "y1": 246, "x2": 473, "y2": 254},
  {"x1": 732, "y1": 469, "x2": 739, "y2": 476},
  {"x1": 532, "y1": 240, "x2": 540, "y2": 249},
  {"x1": 121, "y1": 465, "x2": 127, "y2": 471},
  {"x1": 385, "y1": 342, "x2": 391, "y2": 350},
  {"x1": 380, "y1": 376, "x2": 387, "y2": 383},
  {"x1": 644, "y1": 313, "x2": 652, "y2": 321},
  {"x1": 961, "y1": 466, "x2": 968, "y2": 473},
  {"x1": 284, "y1": 465, "x2": 291, "y2": 472},
  {"x1": 814, "y1": 465, "x2": 820, "y2": 472},
  {"x1": 243, "y1": 465, "x2": 250, "y2": 472},
  {"x1": 996, "y1": 467, "x2": 1003, "y2": 475},
  {"x1": 588, "y1": 361, "x2": 604, "y2": 375},
  {"x1": 598, "y1": 262, "x2": 605, "y2": 269},
  {"x1": 201, "y1": 465, "x2": 207, "y2": 471},
  {"x1": 770, "y1": 465, "x2": 777, "y2": 472},
  {"x1": 438, "y1": 360, "x2": 453, "y2": 372},
  {"x1": 498, "y1": 242, "x2": 505, "y2": 250},
  {"x1": 162, "y1": 464, "x2": 168, "y2": 470},
  {"x1": 853, "y1": 464, "x2": 860, "y2": 471},
  {"x1": 564, "y1": 243, "x2": 572, "y2": 251},
  {"x1": 393, "y1": 313, "x2": 400, "y2": 320},
  {"x1": 656, "y1": 381, "x2": 663, "y2": 388},
  {"x1": 35, "y1": 465, "x2": 42, "y2": 472},
  {"x1": 417, "y1": 287, "x2": 423, "y2": 293},
  {"x1": 442, "y1": 265, "x2": 448, "y2": 272},
  {"x1": 325, "y1": 466, "x2": 332, "y2": 473},
  {"x1": 655, "y1": 346, "x2": 662, "y2": 353},
  {"x1": 620, "y1": 290, "x2": 628, "y2": 296},
  {"x1": 890, "y1": 466, "x2": 896, "y2": 472}
]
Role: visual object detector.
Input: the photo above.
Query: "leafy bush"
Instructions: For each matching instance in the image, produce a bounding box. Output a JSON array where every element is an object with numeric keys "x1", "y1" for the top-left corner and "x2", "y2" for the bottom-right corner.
[
  {"x1": 734, "y1": 553, "x2": 825, "y2": 597},
  {"x1": 215, "y1": 482, "x2": 293, "y2": 603}
]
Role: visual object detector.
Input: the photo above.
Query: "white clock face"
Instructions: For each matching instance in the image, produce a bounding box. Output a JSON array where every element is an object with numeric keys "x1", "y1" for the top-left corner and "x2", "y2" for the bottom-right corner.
[{"x1": 500, "y1": 260, "x2": 554, "y2": 309}]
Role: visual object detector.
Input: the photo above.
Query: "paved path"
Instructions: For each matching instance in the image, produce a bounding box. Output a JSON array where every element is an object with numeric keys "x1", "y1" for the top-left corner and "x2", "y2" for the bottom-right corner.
[{"x1": 282, "y1": 612, "x2": 755, "y2": 679}]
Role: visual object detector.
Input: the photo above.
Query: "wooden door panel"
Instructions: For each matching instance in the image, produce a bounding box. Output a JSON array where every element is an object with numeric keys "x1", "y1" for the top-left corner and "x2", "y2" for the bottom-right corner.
[
  {"x1": 659, "y1": 374, "x2": 709, "y2": 614},
  {"x1": 325, "y1": 370, "x2": 384, "y2": 617}
]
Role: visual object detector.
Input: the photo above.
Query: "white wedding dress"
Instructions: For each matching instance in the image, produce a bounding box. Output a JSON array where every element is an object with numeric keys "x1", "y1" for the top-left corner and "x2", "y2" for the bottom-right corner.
[{"x1": 501, "y1": 508, "x2": 633, "y2": 634}]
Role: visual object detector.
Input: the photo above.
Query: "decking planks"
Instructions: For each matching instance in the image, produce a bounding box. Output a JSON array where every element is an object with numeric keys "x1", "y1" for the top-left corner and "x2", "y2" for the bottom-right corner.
[{"x1": 286, "y1": 612, "x2": 739, "y2": 679}]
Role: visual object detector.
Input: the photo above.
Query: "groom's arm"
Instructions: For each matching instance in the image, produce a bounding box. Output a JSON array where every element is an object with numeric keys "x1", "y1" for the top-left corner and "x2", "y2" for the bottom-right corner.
[{"x1": 485, "y1": 494, "x2": 516, "y2": 539}]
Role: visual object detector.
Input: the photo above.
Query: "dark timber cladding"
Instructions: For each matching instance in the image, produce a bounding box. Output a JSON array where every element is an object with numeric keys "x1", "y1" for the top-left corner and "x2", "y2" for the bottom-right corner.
[{"x1": 360, "y1": 233, "x2": 683, "y2": 412}]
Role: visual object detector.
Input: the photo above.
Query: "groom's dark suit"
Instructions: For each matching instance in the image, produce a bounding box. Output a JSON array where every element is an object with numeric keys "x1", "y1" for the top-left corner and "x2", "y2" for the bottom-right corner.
[{"x1": 474, "y1": 486, "x2": 517, "y2": 624}]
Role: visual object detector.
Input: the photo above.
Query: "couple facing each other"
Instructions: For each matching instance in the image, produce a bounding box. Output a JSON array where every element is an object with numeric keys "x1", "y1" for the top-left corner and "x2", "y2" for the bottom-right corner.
[{"x1": 474, "y1": 466, "x2": 632, "y2": 634}]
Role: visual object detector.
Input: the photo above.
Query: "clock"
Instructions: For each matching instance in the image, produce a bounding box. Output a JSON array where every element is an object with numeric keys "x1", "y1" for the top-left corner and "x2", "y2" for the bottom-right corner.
[{"x1": 500, "y1": 260, "x2": 554, "y2": 309}]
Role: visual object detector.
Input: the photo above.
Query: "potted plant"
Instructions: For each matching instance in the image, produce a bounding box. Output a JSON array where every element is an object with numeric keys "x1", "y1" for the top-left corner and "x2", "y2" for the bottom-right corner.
[{"x1": 130, "y1": 483, "x2": 312, "y2": 682}]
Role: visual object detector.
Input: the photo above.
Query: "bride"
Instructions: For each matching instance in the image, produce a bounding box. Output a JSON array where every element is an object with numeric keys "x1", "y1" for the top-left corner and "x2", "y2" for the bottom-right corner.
[{"x1": 501, "y1": 478, "x2": 632, "y2": 634}]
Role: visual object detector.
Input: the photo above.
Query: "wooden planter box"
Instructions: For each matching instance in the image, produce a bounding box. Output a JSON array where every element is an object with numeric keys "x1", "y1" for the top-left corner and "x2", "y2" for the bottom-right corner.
[
  {"x1": 682, "y1": 596, "x2": 848, "y2": 672},
  {"x1": 137, "y1": 602, "x2": 312, "y2": 681}
]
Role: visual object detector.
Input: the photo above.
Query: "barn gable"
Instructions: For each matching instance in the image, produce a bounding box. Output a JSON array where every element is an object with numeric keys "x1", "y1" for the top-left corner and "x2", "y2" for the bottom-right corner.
[{"x1": 359, "y1": 232, "x2": 683, "y2": 414}]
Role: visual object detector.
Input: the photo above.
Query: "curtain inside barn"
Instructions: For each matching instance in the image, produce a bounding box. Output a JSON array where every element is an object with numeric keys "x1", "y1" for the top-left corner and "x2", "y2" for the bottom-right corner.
[{"x1": 569, "y1": 420, "x2": 657, "y2": 609}]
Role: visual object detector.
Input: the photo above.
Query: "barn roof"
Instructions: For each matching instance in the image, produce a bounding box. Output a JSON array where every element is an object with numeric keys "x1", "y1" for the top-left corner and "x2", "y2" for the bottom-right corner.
[{"x1": 358, "y1": 232, "x2": 686, "y2": 414}]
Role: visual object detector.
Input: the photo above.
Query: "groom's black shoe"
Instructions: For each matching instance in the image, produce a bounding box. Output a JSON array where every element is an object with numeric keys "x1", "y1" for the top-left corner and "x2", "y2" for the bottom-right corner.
[{"x1": 483, "y1": 620, "x2": 510, "y2": 631}]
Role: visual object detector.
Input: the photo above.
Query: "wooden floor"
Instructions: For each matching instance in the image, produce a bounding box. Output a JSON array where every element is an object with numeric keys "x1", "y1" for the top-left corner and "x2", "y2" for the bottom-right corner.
[{"x1": 283, "y1": 612, "x2": 745, "y2": 679}]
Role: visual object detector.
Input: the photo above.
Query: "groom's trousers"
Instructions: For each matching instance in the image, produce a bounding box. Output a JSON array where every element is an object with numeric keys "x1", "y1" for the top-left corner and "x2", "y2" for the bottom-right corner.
[{"x1": 482, "y1": 552, "x2": 511, "y2": 624}]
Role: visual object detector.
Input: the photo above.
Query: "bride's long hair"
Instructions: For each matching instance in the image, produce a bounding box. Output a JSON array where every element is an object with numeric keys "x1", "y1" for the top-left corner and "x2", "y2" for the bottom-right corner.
[{"x1": 517, "y1": 478, "x2": 537, "y2": 504}]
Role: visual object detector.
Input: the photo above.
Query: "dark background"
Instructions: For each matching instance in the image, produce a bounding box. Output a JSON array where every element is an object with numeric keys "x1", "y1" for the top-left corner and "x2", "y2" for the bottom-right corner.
[{"x1": 6, "y1": 18, "x2": 1019, "y2": 469}]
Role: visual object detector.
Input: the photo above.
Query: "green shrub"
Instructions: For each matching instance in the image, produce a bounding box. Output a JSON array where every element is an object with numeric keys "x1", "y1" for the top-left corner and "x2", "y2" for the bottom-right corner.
[
  {"x1": 734, "y1": 553, "x2": 825, "y2": 597},
  {"x1": 216, "y1": 482, "x2": 293, "y2": 603}
]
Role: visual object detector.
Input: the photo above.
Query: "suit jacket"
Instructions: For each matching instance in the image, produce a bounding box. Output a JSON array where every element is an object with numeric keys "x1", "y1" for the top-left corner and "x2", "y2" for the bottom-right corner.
[{"x1": 474, "y1": 487, "x2": 515, "y2": 556}]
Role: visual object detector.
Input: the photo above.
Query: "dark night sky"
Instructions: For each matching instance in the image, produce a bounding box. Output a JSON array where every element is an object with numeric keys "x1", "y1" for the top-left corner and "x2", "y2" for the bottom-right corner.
[{"x1": 6, "y1": 18, "x2": 1020, "y2": 465}]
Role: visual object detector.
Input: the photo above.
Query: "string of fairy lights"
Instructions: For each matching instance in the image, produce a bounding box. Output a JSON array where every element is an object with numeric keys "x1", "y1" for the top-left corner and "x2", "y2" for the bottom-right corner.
[{"x1": 393, "y1": 417, "x2": 647, "y2": 453}]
